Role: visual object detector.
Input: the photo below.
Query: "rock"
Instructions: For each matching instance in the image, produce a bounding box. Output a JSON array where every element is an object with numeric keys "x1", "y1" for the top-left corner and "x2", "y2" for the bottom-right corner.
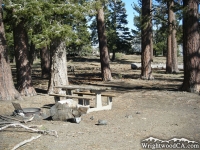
[
  {"x1": 125, "y1": 115, "x2": 133, "y2": 119},
  {"x1": 50, "y1": 102, "x2": 74, "y2": 121},
  {"x1": 74, "y1": 117, "x2": 81, "y2": 124},
  {"x1": 97, "y1": 119, "x2": 107, "y2": 125},
  {"x1": 50, "y1": 99, "x2": 89, "y2": 123},
  {"x1": 77, "y1": 104, "x2": 90, "y2": 114},
  {"x1": 90, "y1": 116, "x2": 94, "y2": 120},
  {"x1": 131, "y1": 63, "x2": 138, "y2": 70}
]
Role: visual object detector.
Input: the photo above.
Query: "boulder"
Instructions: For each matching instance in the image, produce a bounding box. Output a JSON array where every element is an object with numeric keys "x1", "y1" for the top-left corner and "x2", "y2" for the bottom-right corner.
[
  {"x1": 131, "y1": 63, "x2": 138, "y2": 70},
  {"x1": 50, "y1": 99, "x2": 89, "y2": 123}
]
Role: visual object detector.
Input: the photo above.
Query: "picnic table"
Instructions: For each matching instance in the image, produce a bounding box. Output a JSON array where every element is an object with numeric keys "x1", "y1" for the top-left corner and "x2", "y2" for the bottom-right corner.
[{"x1": 50, "y1": 85, "x2": 115, "y2": 113}]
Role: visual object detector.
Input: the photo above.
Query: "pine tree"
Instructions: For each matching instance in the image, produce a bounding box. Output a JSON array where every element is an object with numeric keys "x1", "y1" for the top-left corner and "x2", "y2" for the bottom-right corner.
[
  {"x1": 132, "y1": 1, "x2": 142, "y2": 54},
  {"x1": 40, "y1": 46, "x2": 50, "y2": 78},
  {"x1": 96, "y1": 1, "x2": 112, "y2": 81},
  {"x1": 13, "y1": 19, "x2": 37, "y2": 96},
  {"x1": 181, "y1": 0, "x2": 200, "y2": 93},
  {"x1": 166, "y1": 0, "x2": 179, "y2": 73},
  {"x1": 141, "y1": 0, "x2": 154, "y2": 80},
  {"x1": 4, "y1": 0, "x2": 92, "y2": 94},
  {"x1": 4, "y1": 0, "x2": 40, "y2": 96},
  {"x1": 107, "y1": 0, "x2": 132, "y2": 60},
  {"x1": 90, "y1": 0, "x2": 132, "y2": 59},
  {"x1": 0, "y1": 0, "x2": 21, "y2": 100}
]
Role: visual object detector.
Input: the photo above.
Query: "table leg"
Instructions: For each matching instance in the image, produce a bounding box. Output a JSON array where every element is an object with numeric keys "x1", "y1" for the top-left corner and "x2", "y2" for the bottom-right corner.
[
  {"x1": 95, "y1": 92, "x2": 102, "y2": 108},
  {"x1": 107, "y1": 97, "x2": 112, "y2": 106},
  {"x1": 66, "y1": 89, "x2": 73, "y2": 95}
]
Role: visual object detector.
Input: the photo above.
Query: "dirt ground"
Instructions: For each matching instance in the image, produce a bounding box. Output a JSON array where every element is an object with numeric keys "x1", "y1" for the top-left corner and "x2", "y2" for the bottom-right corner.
[{"x1": 0, "y1": 54, "x2": 200, "y2": 150}]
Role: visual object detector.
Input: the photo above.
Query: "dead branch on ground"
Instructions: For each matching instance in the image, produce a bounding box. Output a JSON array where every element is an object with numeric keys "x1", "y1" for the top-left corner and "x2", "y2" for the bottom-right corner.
[
  {"x1": 11, "y1": 135, "x2": 42, "y2": 150},
  {"x1": 0, "y1": 114, "x2": 34, "y2": 123},
  {"x1": 0, "y1": 123, "x2": 58, "y2": 137}
]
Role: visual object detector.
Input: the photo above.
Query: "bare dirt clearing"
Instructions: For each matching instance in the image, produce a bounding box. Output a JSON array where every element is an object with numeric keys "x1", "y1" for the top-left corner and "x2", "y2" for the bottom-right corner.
[{"x1": 0, "y1": 55, "x2": 199, "y2": 150}]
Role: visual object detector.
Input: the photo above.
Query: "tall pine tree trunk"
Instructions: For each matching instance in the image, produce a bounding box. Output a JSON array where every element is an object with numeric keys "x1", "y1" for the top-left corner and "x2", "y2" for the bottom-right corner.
[
  {"x1": 13, "y1": 20, "x2": 36, "y2": 96},
  {"x1": 141, "y1": 0, "x2": 153, "y2": 80},
  {"x1": 166, "y1": 1, "x2": 179, "y2": 73},
  {"x1": 97, "y1": 7, "x2": 112, "y2": 81},
  {"x1": 171, "y1": 5, "x2": 178, "y2": 73},
  {"x1": 166, "y1": 1, "x2": 173, "y2": 73},
  {"x1": 111, "y1": 49, "x2": 116, "y2": 61},
  {"x1": 111, "y1": 0, "x2": 117, "y2": 62},
  {"x1": 0, "y1": 0, "x2": 21, "y2": 100},
  {"x1": 48, "y1": 39, "x2": 68, "y2": 94},
  {"x1": 40, "y1": 46, "x2": 50, "y2": 78},
  {"x1": 150, "y1": 30, "x2": 153, "y2": 61},
  {"x1": 181, "y1": 0, "x2": 200, "y2": 93}
]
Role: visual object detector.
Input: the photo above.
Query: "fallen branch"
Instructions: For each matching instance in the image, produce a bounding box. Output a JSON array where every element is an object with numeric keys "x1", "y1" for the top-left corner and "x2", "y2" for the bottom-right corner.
[
  {"x1": 11, "y1": 135, "x2": 42, "y2": 150},
  {"x1": 0, "y1": 121, "x2": 20, "y2": 125},
  {"x1": 0, "y1": 115, "x2": 34, "y2": 123},
  {"x1": 0, "y1": 115, "x2": 22, "y2": 122},
  {"x1": 28, "y1": 125, "x2": 43, "y2": 128},
  {"x1": 0, "y1": 123, "x2": 58, "y2": 137},
  {"x1": 0, "y1": 122, "x2": 43, "y2": 129}
]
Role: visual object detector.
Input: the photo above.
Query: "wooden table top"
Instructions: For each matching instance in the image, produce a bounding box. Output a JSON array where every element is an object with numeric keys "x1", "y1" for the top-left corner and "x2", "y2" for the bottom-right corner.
[{"x1": 54, "y1": 85, "x2": 111, "y2": 91}]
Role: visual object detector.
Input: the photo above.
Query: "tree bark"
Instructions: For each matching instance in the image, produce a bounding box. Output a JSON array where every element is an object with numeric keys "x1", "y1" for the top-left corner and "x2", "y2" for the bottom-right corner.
[
  {"x1": 48, "y1": 39, "x2": 68, "y2": 94},
  {"x1": 111, "y1": 49, "x2": 116, "y2": 61},
  {"x1": 181, "y1": 0, "x2": 200, "y2": 93},
  {"x1": 166, "y1": 1, "x2": 173, "y2": 73},
  {"x1": 40, "y1": 46, "x2": 50, "y2": 78},
  {"x1": 96, "y1": 8, "x2": 112, "y2": 81},
  {"x1": 171, "y1": 2, "x2": 178, "y2": 73},
  {"x1": 141, "y1": 0, "x2": 153, "y2": 80},
  {"x1": 166, "y1": 0, "x2": 179, "y2": 73},
  {"x1": 29, "y1": 41, "x2": 35, "y2": 65},
  {"x1": 13, "y1": 20, "x2": 36, "y2": 96},
  {"x1": 111, "y1": 0, "x2": 117, "y2": 62},
  {"x1": 0, "y1": 0, "x2": 21, "y2": 100},
  {"x1": 150, "y1": 29, "x2": 153, "y2": 61}
]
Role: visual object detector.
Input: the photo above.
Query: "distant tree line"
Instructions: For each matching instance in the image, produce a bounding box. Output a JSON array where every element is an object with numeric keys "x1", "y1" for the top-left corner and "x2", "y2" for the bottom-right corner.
[{"x1": 137, "y1": 0, "x2": 200, "y2": 93}]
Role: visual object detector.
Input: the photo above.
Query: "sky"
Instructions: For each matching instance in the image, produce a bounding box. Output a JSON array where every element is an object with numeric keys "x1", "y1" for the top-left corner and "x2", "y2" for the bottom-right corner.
[{"x1": 122, "y1": 0, "x2": 138, "y2": 30}]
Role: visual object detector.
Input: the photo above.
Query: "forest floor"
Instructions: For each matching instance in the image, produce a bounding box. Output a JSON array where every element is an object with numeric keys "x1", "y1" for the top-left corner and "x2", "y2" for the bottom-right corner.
[{"x1": 0, "y1": 54, "x2": 200, "y2": 150}]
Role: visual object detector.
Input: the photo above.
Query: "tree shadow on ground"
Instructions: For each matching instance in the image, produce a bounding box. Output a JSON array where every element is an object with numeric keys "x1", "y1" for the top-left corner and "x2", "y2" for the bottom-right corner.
[
  {"x1": 15, "y1": 57, "x2": 183, "y2": 95},
  {"x1": 153, "y1": 69, "x2": 184, "y2": 75},
  {"x1": 112, "y1": 59, "x2": 140, "y2": 64},
  {"x1": 88, "y1": 81, "x2": 181, "y2": 93},
  {"x1": 67, "y1": 57, "x2": 100, "y2": 63},
  {"x1": 67, "y1": 56, "x2": 138, "y2": 64},
  {"x1": 70, "y1": 72, "x2": 182, "y2": 93},
  {"x1": 35, "y1": 88, "x2": 48, "y2": 94},
  {"x1": 112, "y1": 73, "x2": 183, "y2": 83},
  {"x1": 69, "y1": 73, "x2": 102, "y2": 84}
]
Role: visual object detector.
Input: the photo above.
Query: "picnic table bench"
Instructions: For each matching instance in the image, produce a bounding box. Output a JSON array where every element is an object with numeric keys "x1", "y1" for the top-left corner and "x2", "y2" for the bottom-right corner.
[{"x1": 49, "y1": 85, "x2": 115, "y2": 113}]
